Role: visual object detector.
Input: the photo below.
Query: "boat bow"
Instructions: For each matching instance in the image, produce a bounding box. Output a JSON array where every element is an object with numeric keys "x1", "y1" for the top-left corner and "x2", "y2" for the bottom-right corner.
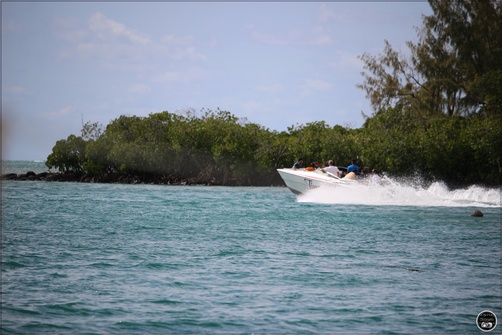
[{"x1": 277, "y1": 168, "x2": 352, "y2": 195}]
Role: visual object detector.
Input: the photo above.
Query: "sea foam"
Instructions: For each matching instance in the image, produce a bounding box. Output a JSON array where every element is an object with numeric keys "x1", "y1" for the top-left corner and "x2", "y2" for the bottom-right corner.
[{"x1": 297, "y1": 177, "x2": 501, "y2": 208}]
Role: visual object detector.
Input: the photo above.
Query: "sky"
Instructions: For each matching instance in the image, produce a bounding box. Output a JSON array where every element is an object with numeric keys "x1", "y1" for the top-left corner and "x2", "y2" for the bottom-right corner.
[{"x1": 2, "y1": 2, "x2": 432, "y2": 161}]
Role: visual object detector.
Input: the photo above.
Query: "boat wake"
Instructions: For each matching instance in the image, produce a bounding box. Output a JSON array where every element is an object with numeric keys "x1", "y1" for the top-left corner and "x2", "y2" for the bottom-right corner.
[{"x1": 297, "y1": 177, "x2": 501, "y2": 208}]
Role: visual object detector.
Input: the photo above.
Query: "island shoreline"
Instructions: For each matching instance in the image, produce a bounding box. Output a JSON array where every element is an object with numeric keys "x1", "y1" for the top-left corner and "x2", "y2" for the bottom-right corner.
[{"x1": 1, "y1": 171, "x2": 285, "y2": 187}]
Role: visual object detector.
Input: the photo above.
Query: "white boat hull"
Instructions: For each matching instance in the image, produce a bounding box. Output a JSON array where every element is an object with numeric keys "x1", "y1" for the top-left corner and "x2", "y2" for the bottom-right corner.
[{"x1": 277, "y1": 168, "x2": 352, "y2": 195}]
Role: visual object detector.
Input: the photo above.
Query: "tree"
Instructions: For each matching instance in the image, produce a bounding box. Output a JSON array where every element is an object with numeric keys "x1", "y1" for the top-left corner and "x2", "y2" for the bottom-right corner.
[
  {"x1": 81, "y1": 121, "x2": 103, "y2": 141},
  {"x1": 358, "y1": 41, "x2": 423, "y2": 115},
  {"x1": 359, "y1": 107, "x2": 425, "y2": 175},
  {"x1": 417, "y1": 0, "x2": 502, "y2": 116},
  {"x1": 46, "y1": 134, "x2": 86, "y2": 173},
  {"x1": 358, "y1": 0, "x2": 502, "y2": 117}
]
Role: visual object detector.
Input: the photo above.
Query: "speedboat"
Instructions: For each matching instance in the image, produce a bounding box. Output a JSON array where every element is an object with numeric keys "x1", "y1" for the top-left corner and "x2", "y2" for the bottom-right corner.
[{"x1": 277, "y1": 168, "x2": 354, "y2": 195}]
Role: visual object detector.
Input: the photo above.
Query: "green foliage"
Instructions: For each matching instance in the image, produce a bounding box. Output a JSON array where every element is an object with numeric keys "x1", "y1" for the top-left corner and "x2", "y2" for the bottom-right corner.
[
  {"x1": 81, "y1": 121, "x2": 103, "y2": 141},
  {"x1": 359, "y1": 0, "x2": 502, "y2": 118},
  {"x1": 46, "y1": 134, "x2": 86, "y2": 173},
  {"x1": 83, "y1": 136, "x2": 113, "y2": 175},
  {"x1": 359, "y1": 107, "x2": 420, "y2": 175},
  {"x1": 45, "y1": 107, "x2": 500, "y2": 186},
  {"x1": 461, "y1": 115, "x2": 502, "y2": 184},
  {"x1": 358, "y1": 107, "x2": 501, "y2": 186}
]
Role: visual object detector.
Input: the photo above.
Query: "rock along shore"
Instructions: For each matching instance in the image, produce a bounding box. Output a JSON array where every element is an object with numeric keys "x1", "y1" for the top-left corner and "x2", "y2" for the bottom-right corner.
[
  {"x1": 1, "y1": 171, "x2": 282, "y2": 186},
  {"x1": 1, "y1": 171, "x2": 216, "y2": 185}
]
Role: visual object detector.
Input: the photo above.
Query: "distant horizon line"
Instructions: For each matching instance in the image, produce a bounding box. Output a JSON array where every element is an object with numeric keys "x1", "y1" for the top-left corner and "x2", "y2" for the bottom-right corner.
[{"x1": 2, "y1": 159, "x2": 46, "y2": 162}]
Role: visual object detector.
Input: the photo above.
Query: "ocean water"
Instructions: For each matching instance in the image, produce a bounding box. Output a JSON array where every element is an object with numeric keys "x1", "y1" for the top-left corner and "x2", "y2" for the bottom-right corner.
[
  {"x1": 2, "y1": 161, "x2": 501, "y2": 334},
  {"x1": 1, "y1": 160, "x2": 49, "y2": 175}
]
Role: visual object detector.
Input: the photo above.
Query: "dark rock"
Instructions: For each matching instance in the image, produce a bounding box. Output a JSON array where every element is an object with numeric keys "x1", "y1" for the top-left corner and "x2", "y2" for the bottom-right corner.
[
  {"x1": 37, "y1": 172, "x2": 50, "y2": 178},
  {"x1": 471, "y1": 209, "x2": 484, "y2": 217},
  {"x1": 45, "y1": 173, "x2": 58, "y2": 181},
  {"x1": 1, "y1": 173, "x2": 18, "y2": 180},
  {"x1": 26, "y1": 171, "x2": 36, "y2": 176}
]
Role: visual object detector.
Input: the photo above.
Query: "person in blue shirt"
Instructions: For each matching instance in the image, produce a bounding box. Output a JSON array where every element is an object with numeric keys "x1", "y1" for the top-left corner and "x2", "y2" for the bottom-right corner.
[
  {"x1": 293, "y1": 158, "x2": 304, "y2": 170},
  {"x1": 347, "y1": 160, "x2": 359, "y2": 173}
]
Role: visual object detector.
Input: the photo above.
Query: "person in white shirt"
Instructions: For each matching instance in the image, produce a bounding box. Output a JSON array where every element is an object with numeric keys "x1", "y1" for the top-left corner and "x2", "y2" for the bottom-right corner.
[{"x1": 322, "y1": 160, "x2": 340, "y2": 177}]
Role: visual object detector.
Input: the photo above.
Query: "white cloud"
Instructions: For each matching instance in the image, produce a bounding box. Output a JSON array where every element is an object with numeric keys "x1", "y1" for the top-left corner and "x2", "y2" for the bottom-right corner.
[
  {"x1": 54, "y1": 16, "x2": 87, "y2": 42},
  {"x1": 243, "y1": 4, "x2": 345, "y2": 47},
  {"x1": 152, "y1": 71, "x2": 180, "y2": 84},
  {"x1": 184, "y1": 47, "x2": 207, "y2": 62},
  {"x1": 317, "y1": 3, "x2": 351, "y2": 24},
  {"x1": 312, "y1": 34, "x2": 332, "y2": 46},
  {"x1": 296, "y1": 78, "x2": 333, "y2": 97},
  {"x1": 328, "y1": 51, "x2": 364, "y2": 72},
  {"x1": 76, "y1": 42, "x2": 95, "y2": 55},
  {"x1": 89, "y1": 12, "x2": 150, "y2": 45},
  {"x1": 255, "y1": 83, "x2": 284, "y2": 93},
  {"x1": 160, "y1": 34, "x2": 194, "y2": 45},
  {"x1": 303, "y1": 78, "x2": 332, "y2": 91},
  {"x1": 247, "y1": 25, "x2": 332, "y2": 46},
  {"x1": 249, "y1": 28, "x2": 289, "y2": 46},
  {"x1": 56, "y1": 12, "x2": 207, "y2": 68},
  {"x1": 45, "y1": 106, "x2": 76, "y2": 117},
  {"x1": 241, "y1": 101, "x2": 262, "y2": 112},
  {"x1": 151, "y1": 67, "x2": 208, "y2": 85},
  {"x1": 128, "y1": 83, "x2": 151, "y2": 94},
  {"x1": 7, "y1": 85, "x2": 28, "y2": 95}
]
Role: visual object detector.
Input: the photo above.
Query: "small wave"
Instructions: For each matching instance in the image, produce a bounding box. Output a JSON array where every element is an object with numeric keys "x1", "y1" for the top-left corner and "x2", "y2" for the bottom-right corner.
[
  {"x1": 1, "y1": 261, "x2": 27, "y2": 269},
  {"x1": 2, "y1": 305, "x2": 42, "y2": 316},
  {"x1": 144, "y1": 262, "x2": 184, "y2": 270},
  {"x1": 149, "y1": 298, "x2": 181, "y2": 305},
  {"x1": 43, "y1": 302, "x2": 83, "y2": 313},
  {"x1": 382, "y1": 265, "x2": 425, "y2": 272},
  {"x1": 49, "y1": 272, "x2": 68, "y2": 278},
  {"x1": 90, "y1": 262, "x2": 115, "y2": 268}
]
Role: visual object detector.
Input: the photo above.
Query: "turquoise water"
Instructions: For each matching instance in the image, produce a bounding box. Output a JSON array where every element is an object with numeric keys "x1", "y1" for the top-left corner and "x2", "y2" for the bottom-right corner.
[
  {"x1": 1, "y1": 160, "x2": 49, "y2": 175},
  {"x1": 2, "y1": 161, "x2": 501, "y2": 334}
]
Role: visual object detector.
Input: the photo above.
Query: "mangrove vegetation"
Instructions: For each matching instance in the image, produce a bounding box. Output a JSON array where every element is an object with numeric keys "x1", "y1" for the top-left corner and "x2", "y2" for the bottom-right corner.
[{"x1": 44, "y1": 0, "x2": 501, "y2": 187}]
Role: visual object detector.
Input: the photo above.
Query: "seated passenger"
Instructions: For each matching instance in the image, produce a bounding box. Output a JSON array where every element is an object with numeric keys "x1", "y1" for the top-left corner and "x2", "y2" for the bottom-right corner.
[
  {"x1": 347, "y1": 160, "x2": 360, "y2": 173},
  {"x1": 292, "y1": 158, "x2": 304, "y2": 170},
  {"x1": 344, "y1": 171, "x2": 357, "y2": 180},
  {"x1": 305, "y1": 162, "x2": 319, "y2": 171},
  {"x1": 359, "y1": 167, "x2": 370, "y2": 179},
  {"x1": 322, "y1": 160, "x2": 340, "y2": 177}
]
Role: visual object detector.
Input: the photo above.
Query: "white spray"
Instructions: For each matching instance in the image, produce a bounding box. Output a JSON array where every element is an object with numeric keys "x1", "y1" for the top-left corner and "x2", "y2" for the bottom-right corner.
[{"x1": 297, "y1": 177, "x2": 501, "y2": 208}]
